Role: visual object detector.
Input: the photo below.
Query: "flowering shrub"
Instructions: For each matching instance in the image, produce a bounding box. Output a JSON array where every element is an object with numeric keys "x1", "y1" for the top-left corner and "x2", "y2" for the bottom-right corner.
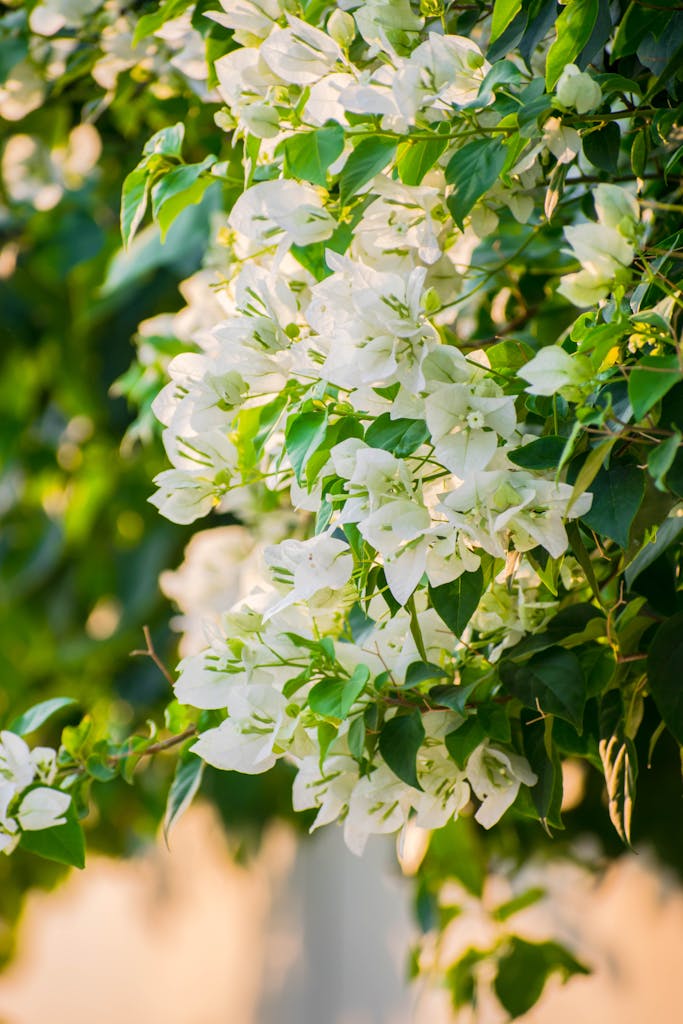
[{"x1": 3, "y1": 0, "x2": 683, "y2": 1014}]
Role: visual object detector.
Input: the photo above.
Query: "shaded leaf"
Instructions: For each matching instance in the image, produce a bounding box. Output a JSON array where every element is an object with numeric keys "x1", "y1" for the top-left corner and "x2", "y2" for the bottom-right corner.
[{"x1": 379, "y1": 711, "x2": 425, "y2": 789}]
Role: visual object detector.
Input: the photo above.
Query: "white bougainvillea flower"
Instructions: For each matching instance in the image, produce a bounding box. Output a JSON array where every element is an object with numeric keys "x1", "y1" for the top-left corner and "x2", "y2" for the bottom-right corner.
[
  {"x1": 149, "y1": 469, "x2": 221, "y2": 525},
  {"x1": 0, "y1": 782, "x2": 19, "y2": 855},
  {"x1": 542, "y1": 116, "x2": 581, "y2": 165},
  {"x1": 191, "y1": 682, "x2": 300, "y2": 774},
  {"x1": 206, "y1": 0, "x2": 285, "y2": 46},
  {"x1": 415, "y1": 743, "x2": 470, "y2": 829},
  {"x1": 292, "y1": 752, "x2": 359, "y2": 831},
  {"x1": 518, "y1": 346, "x2": 593, "y2": 397},
  {"x1": 344, "y1": 762, "x2": 413, "y2": 855},
  {"x1": 593, "y1": 183, "x2": 640, "y2": 233},
  {"x1": 260, "y1": 16, "x2": 343, "y2": 85},
  {"x1": 229, "y1": 180, "x2": 335, "y2": 255},
  {"x1": 392, "y1": 34, "x2": 490, "y2": 123},
  {"x1": 17, "y1": 788, "x2": 71, "y2": 832},
  {"x1": 555, "y1": 64, "x2": 602, "y2": 114},
  {"x1": 466, "y1": 743, "x2": 537, "y2": 829},
  {"x1": 0, "y1": 731, "x2": 36, "y2": 793},
  {"x1": 264, "y1": 534, "x2": 354, "y2": 613}
]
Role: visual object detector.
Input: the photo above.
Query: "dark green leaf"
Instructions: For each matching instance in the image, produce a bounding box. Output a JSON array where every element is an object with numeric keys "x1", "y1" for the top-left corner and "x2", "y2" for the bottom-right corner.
[
  {"x1": 626, "y1": 514, "x2": 683, "y2": 589},
  {"x1": 283, "y1": 124, "x2": 345, "y2": 186},
  {"x1": 647, "y1": 612, "x2": 683, "y2": 744},
  {"x1": 365, "y1": 414, "x2": 430, "y2": 457},
  {"x1": 508, "y1": 435, "x2": 565, "y2": 470},
  {"x1": 429, "y1": 569, "x2": 484, "y2": 637},
  {"x1": 404, "y1": 661, "x2": 448, "y2": 687},
  {"x1": 9, "y1": 698, "x2": 77, "y2": 737},
  {"x1": 20, "y1": 804, "x2": 85, "y2": 870},
  {"x1": 499, "y1": 647, "x2": 587, "y2": 730},
  {"x1": 379, "y1": 711, "x2": 425, "y2": 789},
  {"x1": 339, "y1": 137, "x2": 397, "y2": 205},
  {"x1": 445, "y1": 139, "x2": 507, "y2": 229},
  {"x1": 163, "y1": 753, "x2": 204, "y2": 843},
  {"x1": 580, "y1": 464, "x2": 645, "y2": 548},
  {"x1": 582, "y1": 122, "x2": 621, "y2": 174},
  {"x1": 494, "y1": 938, "x2": 590, "y2": 1017},
  {"x1": 445, "y1": 718, "x2": 486, "y2": 768}
]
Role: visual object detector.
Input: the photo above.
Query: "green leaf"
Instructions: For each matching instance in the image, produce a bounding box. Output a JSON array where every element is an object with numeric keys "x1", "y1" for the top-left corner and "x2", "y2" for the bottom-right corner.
[
  {"x1": 490, "y1": 0, "x2": 523, "y2": 45},
  {"x1": 19, "y1": 804, "x2": 85, "y2": 870},
  {"x1": 580, "y1": 464, "x2": 645, "y2": 548},
  {"x1": 494, "y1": 938, "x2": 590, "y2": 1017},
  {"x1": 445, "y1": 139, "x2": 507, "y2": 229},
  {"x1": 308, "y1": 665, "x2": 370, "y2": 720},
  {"x1": 120, "y1": 166, "x2": 150, "y2": 248},
  {"x1": 625, "y1": 514, "x2": 683, "y2": 588},
  {"x1": 545, "y1": 0, "x2": 599, "y2": 90},
  {"x1": 9, "y1": 697, "x2": 77, "y2": 737},
  {"x1": 523, "y1": 715, "x2": 563, "y2": 830},
  {"x1": 647, "y1": 612, "x2": 683, "y2": 744},
  {"x1": 499, "y1": 647, "x2": 587, "y2": 730},
  {"x1": 285, "y1": 410, "x2": 328, "y2": 485},
  {"x1": 429, "y1": 569, "x2": 484, "y2": 637},
  {"x1": 648, "y1": 430, "x2": 682, "y2": 491},
  {"x1": 628, "y1": 355, "x2": 681, "y2": 420},
  {"x1": 151, "y1": 156, "x2": 217, "y2": 241},
  {"x1": 379, "y1": 711, "x2": 425, "y2": 789},
  {"x1": 492, "y1": 887, "x2": 545, "y2": 922},
  {"x1": 339, "y1": 137, "x2": 397, "y2": 205},
  {"x1": 445, "y1": 718, "x2": 486, "y2": 769},
  {"x1": 163, "y1": 753, "x2": 204, "y2": 843},
  {"x1": 508, "y1": 435, "x2": 565, "y2": 470},
  {"x1": 582, "y1": 122, "x2": 621, "y2": 174},
  {"x1": 365, "y1": 414, "x2": 430, "y2": 457},
  {"x1": 283, "y1": 124, "x2": 345, "y2": 186},
  {"x1": 404, "y1": 661, "x2": 448, "y2": 687},
  {"x1": 143, "y1": 123, "x2": 185, "y2": 160},
  {"x1": 397, "y1": 136, "x2": 448, "y2": 186},
  {"x1": 133, "y1": 0, "x2": 193, "y2": 44}
]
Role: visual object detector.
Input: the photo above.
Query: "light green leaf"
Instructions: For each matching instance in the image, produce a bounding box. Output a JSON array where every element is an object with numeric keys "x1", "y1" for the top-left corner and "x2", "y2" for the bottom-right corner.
[
  {"x1": 397, "y1": 136, "x2": 448, "y2": 186},
  {"x1": 9, "y1": 698, "x2": 77, "y2": 737},
  {"x1": 545, "y1": 0, "x2": 599, "y2": 90},
  {"x1": 163, "y1": 753, "x2": 204, "y2": 843},
  {"x1": 120, "y1": 166, "x2": 150, "y2": 249},
  {"x1": 308, "y1": 665, "x2": 370, "y2": 720},
  {"x1": 628, "y1": 354, "x2": 681, "y2": 420},
  {"x1": 143, "y1": 123, "x2": 185, "y2": 160},
  {"x1": 285, "y1": 410, "x2": 328, "y2": 485},
  {"x1": 490, "y1": 0, "x2": 523, "y2": 44},
  {"x1": 134, "y1": 0, "x2": 193, "y2": 46},
  {"x1": 283, "y1": 125, "x2": 345, "y2": 186},
  {"x1": 151, "y1": 156, "x2": 217, "y2": 240}
]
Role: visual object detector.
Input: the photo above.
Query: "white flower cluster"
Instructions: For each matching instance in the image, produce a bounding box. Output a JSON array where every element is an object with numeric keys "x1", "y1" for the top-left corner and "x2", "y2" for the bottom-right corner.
[
  {"x1": 145, "y1": 2, "x2": 638, "y2": 852},
  {"x1": 0, "y1": 731, "x2": 70, "y2": 854}
]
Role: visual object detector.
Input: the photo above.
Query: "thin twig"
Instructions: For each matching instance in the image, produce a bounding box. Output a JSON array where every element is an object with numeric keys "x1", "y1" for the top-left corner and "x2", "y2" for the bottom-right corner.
[{"x1": 130, "y1": 625, "x2": 174, "y2": 687}]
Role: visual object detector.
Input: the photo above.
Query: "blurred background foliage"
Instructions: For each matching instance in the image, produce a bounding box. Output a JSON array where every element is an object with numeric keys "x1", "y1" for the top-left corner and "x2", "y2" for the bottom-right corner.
[{"x1": 0, "y1": 0, "x2": 296, "y2": 965}]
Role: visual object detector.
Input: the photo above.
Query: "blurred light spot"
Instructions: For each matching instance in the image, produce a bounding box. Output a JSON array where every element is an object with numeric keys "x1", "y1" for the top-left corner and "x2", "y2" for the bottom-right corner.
[
  {"x1": 86, "y1": 598, "x2": 122, "y2": 641},
  {"x1": 491, "y1": 286, "x2": 512, "y2": 325},
  {"x1": 41, "y1": 485, "x2": 68, "y2": 518},
  {"x1": 561, "y1": 759, "x2": 586, "y2": 812},
  {"x1": 117, "y1": 510, "x2": 144, "y2": 542},
  {"x1": 65, "y1": 415, "x2": 94, "y2": 443},
  {"x1": 57, "y1": 441, "x2": 82, "y2": 471},
  {"x1": 0, "y1": 242, "x2": 18, "y2": 279}
]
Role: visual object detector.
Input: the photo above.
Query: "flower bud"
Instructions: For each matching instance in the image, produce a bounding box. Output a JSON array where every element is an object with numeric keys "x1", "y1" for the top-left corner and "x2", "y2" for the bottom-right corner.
[
  {"x1": 327, "y1": 9, "x2": 355, "y2": 48},
  {"x1": 555, "y1": 64, "x2": 602, "y2": 114}
]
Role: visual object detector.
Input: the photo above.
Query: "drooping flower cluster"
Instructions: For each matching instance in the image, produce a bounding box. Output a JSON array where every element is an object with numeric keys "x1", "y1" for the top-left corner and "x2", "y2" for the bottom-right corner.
[{"x1": 0, "y1": 731, "x2": 70, "y2": 855}]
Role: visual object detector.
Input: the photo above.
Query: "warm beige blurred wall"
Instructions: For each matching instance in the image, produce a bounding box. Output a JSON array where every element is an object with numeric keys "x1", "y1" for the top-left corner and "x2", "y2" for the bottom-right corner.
[{"x1": 0, "y1": 807, "x2": 681, "y2": 1024}]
